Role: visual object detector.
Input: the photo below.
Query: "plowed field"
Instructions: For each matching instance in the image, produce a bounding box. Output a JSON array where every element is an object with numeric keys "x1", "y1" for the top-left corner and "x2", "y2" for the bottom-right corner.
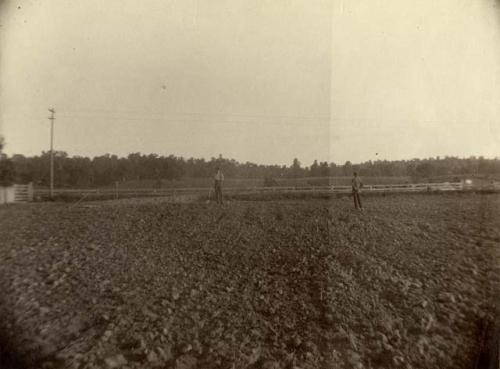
[{"x1": 0, "y1": 194, "x2": 499, "y2": 369}]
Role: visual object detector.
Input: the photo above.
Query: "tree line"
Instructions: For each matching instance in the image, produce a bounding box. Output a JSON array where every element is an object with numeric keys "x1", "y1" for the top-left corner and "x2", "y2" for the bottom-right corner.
[{"x1": 1, "y1": 147, "x2": 499, "y2": 188}]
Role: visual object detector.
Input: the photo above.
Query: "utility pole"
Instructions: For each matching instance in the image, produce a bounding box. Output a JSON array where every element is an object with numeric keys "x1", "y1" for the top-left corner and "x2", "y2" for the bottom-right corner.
[{"x1": 49, "y1": 108, "x2": 55, "y2": 199}]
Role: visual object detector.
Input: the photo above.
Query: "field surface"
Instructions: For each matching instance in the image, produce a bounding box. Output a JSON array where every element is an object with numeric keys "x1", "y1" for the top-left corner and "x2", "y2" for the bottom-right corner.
[{"x1": 0, "y1": 194, "x2": 499, "y2": 369}]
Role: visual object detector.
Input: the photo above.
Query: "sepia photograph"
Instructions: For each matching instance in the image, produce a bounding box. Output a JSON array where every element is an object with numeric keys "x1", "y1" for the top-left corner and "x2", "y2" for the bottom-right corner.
[{"x1": 0, "y1": 1, "x2": 499, "y2": 368}]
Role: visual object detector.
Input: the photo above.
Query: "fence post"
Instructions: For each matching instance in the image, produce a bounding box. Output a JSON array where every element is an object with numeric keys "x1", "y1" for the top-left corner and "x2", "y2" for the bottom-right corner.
[{"x1": 28, "y1": 182, "x2": 34, "y2": 201}]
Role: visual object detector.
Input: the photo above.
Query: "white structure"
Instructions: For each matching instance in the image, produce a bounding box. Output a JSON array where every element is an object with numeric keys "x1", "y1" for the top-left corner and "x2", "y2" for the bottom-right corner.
[{"x1": 0, "y1": 183, "x2": 33, "y2": 204}]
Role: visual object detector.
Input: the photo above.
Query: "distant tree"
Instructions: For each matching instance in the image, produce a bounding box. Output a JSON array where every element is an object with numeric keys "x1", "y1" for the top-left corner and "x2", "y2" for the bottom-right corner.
[
  {"x1": 310, "y1": 160, "x2": 320, "y2": 176},
  {"x1": 0, "y1": 136, "x2": 15, "y2": 186},
  {"x1": 329, "y1": 162, "x2": 340, "y2": 176},
  {"x1": 415, "y1": 161, "x2": 435, "y2": 178},
  {"x1": 319, "y1": 161, "x2": 330, "y2": 177},
  {"x1": 4, "y1": 150, "x2": 500, "y2": 188},
  {"x1": 342, "y1": 161, "x2": 353, "y2": 176},
  {"x1": 263, "y1": 176, "x2": 278, "y2": 187},
  {"x1": 0, "y1": 159, "x2": 14, "y2": 186},
  {"x1": 291, "y1": 158, "x2": 302, "y2": 177},
  {"x1": 478, "y1": 156, "x2": 489, "y2": 175}
]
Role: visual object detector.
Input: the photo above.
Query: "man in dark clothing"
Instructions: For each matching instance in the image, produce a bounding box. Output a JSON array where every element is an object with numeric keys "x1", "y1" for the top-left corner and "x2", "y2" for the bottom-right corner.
[
  {"x1": 214, "y1": 167, "x2": 224, "y2": 204},
  {"x1": 352, "y1": 172, "x2": 363, "y2": 210}
]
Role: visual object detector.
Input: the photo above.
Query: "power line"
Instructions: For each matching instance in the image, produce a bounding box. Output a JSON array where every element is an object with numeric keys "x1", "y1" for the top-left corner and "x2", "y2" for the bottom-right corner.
[
  {"x1": 55, "y1": 108, "x2": 331, "y2": 121},
  {"x1": 3, "y1": 109, "x2": 498, "y2": 126},
  {"x1": 55, "y1": 114, "x2": 331, "y2": 127}
]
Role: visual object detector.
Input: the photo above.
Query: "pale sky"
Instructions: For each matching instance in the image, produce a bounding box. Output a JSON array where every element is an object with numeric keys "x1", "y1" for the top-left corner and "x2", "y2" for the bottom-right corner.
[{"x1": 1, "y1": 0, "x2": 499, "y2": 165}]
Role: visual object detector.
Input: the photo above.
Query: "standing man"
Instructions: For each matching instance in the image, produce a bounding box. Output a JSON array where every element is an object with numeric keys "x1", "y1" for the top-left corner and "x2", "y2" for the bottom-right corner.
[
  {"x1": 214, "y1": 167, "x2": 224, "y2": 205},
  {"x1": 352, "y1": 172, "x2": 363, "y2": 210}
]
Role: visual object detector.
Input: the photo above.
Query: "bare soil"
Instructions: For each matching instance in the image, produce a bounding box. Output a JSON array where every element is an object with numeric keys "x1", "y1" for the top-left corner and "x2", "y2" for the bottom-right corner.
[{"x1": 0, "y1": 193, "x2": 499, "y2": 369}]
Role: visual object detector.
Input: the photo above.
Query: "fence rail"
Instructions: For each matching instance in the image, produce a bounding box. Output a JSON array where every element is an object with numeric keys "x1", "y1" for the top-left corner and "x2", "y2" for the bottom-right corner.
[
  {"x1": 32, "y1": 181, "x2": 482, "y2": 199},
  {"x1": 14, "y1": 183, "x2": 34, "y2": 202},
  {"x1": 0, "y1": 183, "x2": 34, "y2": 204}
]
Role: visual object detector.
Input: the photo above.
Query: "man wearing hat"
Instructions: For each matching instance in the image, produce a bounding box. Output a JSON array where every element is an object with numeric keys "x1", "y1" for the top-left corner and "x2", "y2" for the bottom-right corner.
[
  {"x1": 352, "y1": 171, "x2": 363, "y2": 210},
  {"x1": 214, "y1": 167, "x2": 224, "y2": 204}
]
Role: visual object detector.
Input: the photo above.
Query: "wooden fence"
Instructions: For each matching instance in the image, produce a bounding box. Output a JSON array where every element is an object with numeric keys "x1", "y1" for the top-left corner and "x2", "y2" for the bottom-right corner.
[
  {"x1": 0, "y1": 183, "x2": 34, "y2": 204},
  {"x1": 14, "y1": 183, "x2": 34, "y2": 202},
  {"x1": 32, "y1": 181, "x2": 480, "y2": 200}
]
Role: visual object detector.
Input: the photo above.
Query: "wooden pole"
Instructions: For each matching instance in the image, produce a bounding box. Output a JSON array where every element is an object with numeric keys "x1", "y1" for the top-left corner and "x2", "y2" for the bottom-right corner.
[{"x1": 49, "y1": 108, "x2": 55, "y2": 199}]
